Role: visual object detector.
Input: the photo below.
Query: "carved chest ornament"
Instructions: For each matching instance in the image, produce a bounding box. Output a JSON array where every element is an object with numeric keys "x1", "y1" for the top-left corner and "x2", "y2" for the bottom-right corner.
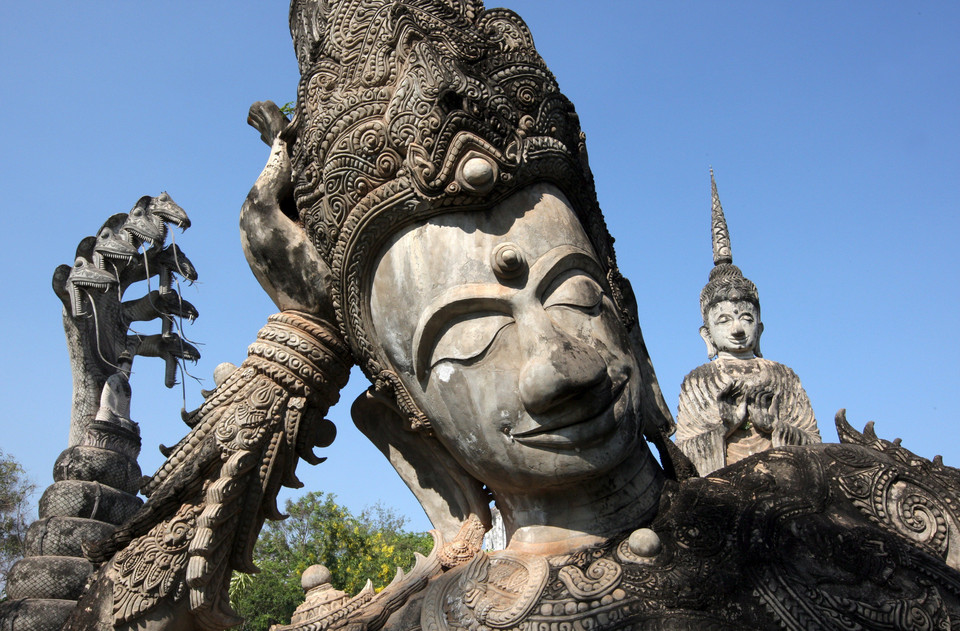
[{"x1": 409, "y1": 416, "x2": 960, "y2": 631}]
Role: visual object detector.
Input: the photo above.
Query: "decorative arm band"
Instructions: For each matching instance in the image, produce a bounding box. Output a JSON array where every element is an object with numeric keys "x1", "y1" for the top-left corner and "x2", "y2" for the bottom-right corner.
[{"x1": 245, "y1": 311, "x2": 352, "y2": 405}]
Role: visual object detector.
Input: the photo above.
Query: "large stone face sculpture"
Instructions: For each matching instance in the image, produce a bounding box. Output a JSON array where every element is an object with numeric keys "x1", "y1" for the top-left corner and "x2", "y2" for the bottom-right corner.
[
  {"x1": 1, "y1": 2, "x2": 954, "y2": 631},
  {"x1": 363, "y1": 182, "x2": 664, "y2": 550},
  {"x1": 279, "y1": 0, "x2": 678, "y2": 549},
  {"x1": 676, "y1": 173, "x2": 821, "y2": 475}
]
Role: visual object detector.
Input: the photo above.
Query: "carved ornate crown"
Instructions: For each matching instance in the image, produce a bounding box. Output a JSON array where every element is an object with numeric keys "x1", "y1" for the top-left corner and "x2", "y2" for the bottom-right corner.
[{"x1": 284, "y1": 0, "x2": 623, "y2": 378}]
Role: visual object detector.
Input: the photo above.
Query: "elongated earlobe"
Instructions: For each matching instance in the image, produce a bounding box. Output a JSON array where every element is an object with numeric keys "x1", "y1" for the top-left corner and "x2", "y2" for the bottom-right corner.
[
  {"x1": 615, "y1": 275, "x2": 677, "y2": 438},
  {"x1": 351, "y1": 388, "x2": 491, "y2": 543},
  {"x1": 754, "y1": 322, "x2": 764, "y2": 358},
  {"x1": 699, "y1": 326, "x2": 717, "y2": 360}
]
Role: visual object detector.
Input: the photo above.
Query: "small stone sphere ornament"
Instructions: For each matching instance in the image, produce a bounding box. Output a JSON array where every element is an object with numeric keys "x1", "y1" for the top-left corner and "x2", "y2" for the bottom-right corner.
[
  {"x1": 301, "y1": 564, "x2": 333, "y2": 591},
  {"x1": 627, "y1": 528, "x2": 662, "y2": 558},
  {"x1": 457, "y1": 155, "x2": 497, "y2": 194},
  {"x1": 462, "y1": 156, "x2": 495, "y2": 188}
]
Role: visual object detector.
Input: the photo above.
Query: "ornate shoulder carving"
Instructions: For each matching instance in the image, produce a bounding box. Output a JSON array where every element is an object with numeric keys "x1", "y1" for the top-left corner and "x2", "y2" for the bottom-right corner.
[{"x1": 833, "y1": 410, "x2": 960, "y2": 571}]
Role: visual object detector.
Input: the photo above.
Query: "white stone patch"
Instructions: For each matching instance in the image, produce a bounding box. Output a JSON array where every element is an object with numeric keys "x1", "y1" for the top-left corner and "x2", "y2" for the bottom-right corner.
[{"x1": 435, "y1": 363, "x2": 455, "y2": 382}]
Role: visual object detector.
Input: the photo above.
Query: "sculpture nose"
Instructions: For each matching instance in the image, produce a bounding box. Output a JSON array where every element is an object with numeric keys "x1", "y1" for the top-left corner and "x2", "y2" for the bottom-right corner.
[{"x1": 518, "y1": 328, "x2": 608, "y2": 416}]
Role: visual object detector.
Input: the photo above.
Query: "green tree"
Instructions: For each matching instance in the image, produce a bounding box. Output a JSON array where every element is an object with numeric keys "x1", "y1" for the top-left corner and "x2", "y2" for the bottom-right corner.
[
  {"x1": 0, "y1": 450, "x2": 35, "y2": 600},
  {"x1": 230, "y1": 492, "x2": 433, "y2": 630}
]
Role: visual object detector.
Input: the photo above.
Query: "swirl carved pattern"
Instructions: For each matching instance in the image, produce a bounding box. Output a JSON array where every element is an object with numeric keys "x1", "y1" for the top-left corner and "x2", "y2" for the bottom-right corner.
[
  {"x1": 408, "y1": 422, "x2": 960, "y2": 631},
  {"x1": 285, "y1": 0, "x2": 623, "y2": 381}
]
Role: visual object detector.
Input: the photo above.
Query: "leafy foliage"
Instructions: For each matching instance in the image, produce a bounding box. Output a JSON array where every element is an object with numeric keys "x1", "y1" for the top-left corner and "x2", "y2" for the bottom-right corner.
[
  {"x1": 230, "y1": 491, "x2": 432, "y2": 630},
  {"x1": 0, "y1": 450, "x2": 35, "y2": 600}
]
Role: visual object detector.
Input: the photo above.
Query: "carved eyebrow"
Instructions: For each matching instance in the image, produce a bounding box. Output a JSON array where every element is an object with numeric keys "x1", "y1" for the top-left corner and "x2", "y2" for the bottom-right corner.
[
  {"x1": 411, "y1": 246, "x2": 604, "y2": 381},
  {"x1": 413, "y1": 285, "x2": 514, "y2": 381},
  {"x1": 532, "y1": 246, "x2": 605, "y2": 299}
]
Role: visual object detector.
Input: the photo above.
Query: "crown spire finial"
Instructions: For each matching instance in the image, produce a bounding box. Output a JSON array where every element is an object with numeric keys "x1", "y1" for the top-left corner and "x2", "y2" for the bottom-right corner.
[
  {"x1": 710, "y1": 169, "x2": 733, "y2": 266},
  {"x1": 700, "y1": 170, "x2": 758, "y2": 319}
]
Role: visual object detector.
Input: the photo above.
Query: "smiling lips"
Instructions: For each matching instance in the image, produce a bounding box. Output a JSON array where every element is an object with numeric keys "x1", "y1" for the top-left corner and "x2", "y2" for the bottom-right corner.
[{"x1": 509, "y1": 379, "x2": 628, "y2": 449}]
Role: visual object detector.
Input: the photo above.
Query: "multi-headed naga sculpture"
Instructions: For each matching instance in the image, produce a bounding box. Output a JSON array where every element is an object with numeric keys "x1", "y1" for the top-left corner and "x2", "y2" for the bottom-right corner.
[
  {"x1": 0, "y1": 2, "x2": 958, "y2": 631},
  {"x1": 2, "y1": 194, "x2": 199, "y2": 625}
]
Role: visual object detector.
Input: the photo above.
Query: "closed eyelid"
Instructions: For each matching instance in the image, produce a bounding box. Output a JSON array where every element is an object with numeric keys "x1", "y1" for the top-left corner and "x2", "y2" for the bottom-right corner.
[
  {"x1": 543, "y1": 273, "x2": 603, "y2": 310},
  {"x1": 411, "y1": 247, "x2": 602, "y2": 379},
  {"x1": 531, "y1": 246, "x2": 605, "y2": 299},
  {"x1": 428, "y1": 313, "x2": 513, "y2": 371},
  {"x1": 413, "y1": 285, "x2": 514, "y2": 381}
]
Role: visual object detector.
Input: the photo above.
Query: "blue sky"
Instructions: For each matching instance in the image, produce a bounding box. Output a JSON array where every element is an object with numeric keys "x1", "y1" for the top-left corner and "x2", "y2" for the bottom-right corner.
[{"x1": 1, "y1": 2, "x2": 957, "y2": 533}]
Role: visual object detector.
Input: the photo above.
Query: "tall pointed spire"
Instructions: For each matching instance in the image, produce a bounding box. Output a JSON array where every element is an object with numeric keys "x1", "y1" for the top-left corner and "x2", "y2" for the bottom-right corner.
[
  {"x1": 710, "y1": 168, "x2": 733, "y2": 266},
  {"x1": 700, "y1": 169, "x2": 758, "y2": 320}
]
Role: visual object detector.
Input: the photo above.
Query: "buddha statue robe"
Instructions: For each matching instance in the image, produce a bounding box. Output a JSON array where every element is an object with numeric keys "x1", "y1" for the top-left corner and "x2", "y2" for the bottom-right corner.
[{"x1": 676, "y1": 357, "x2": 820, "y2": 475}]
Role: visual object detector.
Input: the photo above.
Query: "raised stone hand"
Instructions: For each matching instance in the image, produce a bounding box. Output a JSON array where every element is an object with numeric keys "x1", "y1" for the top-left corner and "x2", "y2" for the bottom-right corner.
[
  {"x1": 241, "y1": 100, "x2": 336, "y2": 322},
  {"x1": 717, "y1": 378, "x2": 748, "y2": 436},
  {"x1": 750, "y1": 389, "x2": 779, "y2": 435},
  {"x1": 772, "y1": 415, "x2": 806, "y2": 446},
  {"x1": 52, "y1": 196, "x2": 199, "y2": 445},
  {"x1": 677, "y1": 172, "x2": 821, "y2": 474}
]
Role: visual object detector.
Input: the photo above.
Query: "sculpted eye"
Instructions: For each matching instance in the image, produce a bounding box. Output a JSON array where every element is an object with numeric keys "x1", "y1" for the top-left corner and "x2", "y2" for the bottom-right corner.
[
  {"x1": 430, "y1": 312, "x2": 514, "y2": 369},
  {"x1": 542, "y1": 271, "x2": 603, "y2": 312}
]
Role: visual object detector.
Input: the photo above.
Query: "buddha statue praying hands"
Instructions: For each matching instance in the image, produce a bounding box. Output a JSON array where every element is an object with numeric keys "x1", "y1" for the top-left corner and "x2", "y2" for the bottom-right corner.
[{"x1": 676, "y1": 173, "x2": 821, "y2": 475}]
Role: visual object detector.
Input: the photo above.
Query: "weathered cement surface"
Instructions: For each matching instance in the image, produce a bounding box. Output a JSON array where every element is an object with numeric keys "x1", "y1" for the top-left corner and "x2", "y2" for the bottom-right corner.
[
  {"x1": 368, "y1": 184, "x2": 663, "y2": 548},
  {"x1": 0, "y1": 196, "x2": 193, "y2": 630},
  {"x1": 6, "y1": 2, "x2": 959, "y2": 631}
]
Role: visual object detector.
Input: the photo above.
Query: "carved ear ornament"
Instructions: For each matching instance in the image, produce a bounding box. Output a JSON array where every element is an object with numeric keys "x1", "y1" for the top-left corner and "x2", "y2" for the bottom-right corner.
[
  {"x1": 374, "y1": 369, "x2": 432, "y2": 432},
  {"x1": 605, "y1": 263, "x2": 636, "y2": 331},
  {"x1": 351, "y1": 386, "x2": 492, "y2": 542}
]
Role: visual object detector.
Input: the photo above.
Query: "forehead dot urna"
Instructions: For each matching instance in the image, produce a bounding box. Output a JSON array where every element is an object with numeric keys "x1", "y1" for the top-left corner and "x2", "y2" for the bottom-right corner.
[{"x1": 491, "y1": 241, "x2": 526, "y2": 280}]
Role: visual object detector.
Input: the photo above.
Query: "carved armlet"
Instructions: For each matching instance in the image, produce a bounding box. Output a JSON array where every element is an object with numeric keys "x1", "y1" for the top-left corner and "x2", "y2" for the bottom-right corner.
[
  {"x1": 245, "y1": 311, "x2": 352, "y2": 407},
  {"x1": 142, "y1": 311, "x2": 351, "y2": 492}
]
